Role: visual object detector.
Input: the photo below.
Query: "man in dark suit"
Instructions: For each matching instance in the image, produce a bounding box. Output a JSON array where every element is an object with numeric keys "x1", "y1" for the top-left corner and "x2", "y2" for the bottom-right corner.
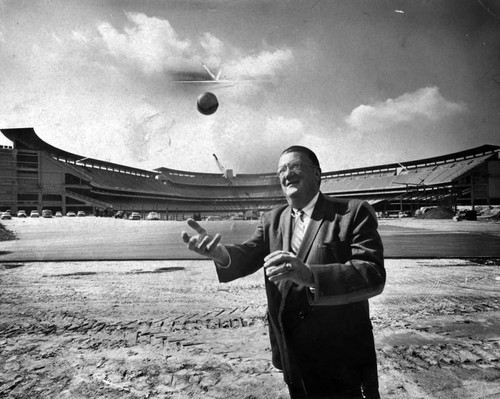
[{"x1": 182, "y1": 146, "x2": 385, "y2": 398}]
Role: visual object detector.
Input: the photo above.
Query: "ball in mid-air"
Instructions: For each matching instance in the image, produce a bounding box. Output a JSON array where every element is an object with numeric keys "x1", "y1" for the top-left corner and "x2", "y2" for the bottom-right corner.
[{"x1": 197, "y1": 92, "x2": 219, "y2": 115}]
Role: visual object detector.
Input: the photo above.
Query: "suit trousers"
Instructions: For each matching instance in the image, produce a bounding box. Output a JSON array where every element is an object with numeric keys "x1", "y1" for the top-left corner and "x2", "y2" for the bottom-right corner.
[{"x1": 283, "y1": 301, "x2": 381, "y2": 399}]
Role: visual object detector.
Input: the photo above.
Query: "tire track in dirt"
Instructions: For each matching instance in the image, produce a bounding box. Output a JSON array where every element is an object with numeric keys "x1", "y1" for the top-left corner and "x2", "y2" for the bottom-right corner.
[
  {"x1": 379, "y1": 340, "x2": 500, "y2": 371},
  {"x1": 2, "y1": 302, "x2": 500, "y2": 374},
  {"x1": 0, "y1": 305, "x2": 269, "y2": 350}
]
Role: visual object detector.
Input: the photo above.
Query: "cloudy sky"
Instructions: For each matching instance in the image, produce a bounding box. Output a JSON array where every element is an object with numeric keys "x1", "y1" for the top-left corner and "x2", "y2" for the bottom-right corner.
[{"x1": 0, "y1": 0, "x2": 499, "y2": 174}]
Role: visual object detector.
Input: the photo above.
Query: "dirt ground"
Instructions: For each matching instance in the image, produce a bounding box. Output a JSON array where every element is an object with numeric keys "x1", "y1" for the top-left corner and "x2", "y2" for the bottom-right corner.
[{"x1": 1, "y1": 219, "x2": 500, "y2": 398}]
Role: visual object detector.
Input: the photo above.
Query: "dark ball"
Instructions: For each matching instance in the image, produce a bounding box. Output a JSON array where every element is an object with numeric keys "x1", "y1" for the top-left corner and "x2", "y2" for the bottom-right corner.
[{"x1": 197, "y1": 92, "x2": 219, "y2": 115}]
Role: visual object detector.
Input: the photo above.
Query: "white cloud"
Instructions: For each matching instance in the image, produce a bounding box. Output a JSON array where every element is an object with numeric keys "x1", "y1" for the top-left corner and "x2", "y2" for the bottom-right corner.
[
  {"x1": 226, "y1": 49, "x2": 293, "y2": 79},
  {"x1": 93, "y1": 12, "x2": 293, "y2": 82},
  {"x1": 97, "y1": 12, "x2": 194, "y2": 74},
  {"x1": 346, "y1": 86, "x2": 465, "y2": 131}
]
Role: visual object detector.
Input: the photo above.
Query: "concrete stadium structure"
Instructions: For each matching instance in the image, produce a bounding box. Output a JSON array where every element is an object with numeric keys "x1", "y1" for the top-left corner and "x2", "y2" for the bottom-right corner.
[{"x1": 1, "y1": 127, "x2": 499, "y2": 220}]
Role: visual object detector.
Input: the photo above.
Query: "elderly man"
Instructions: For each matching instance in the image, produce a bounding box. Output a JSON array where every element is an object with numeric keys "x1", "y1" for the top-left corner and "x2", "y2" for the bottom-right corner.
[{"x1": 182, "y1": 145, "x2": 385, "y2": 398}]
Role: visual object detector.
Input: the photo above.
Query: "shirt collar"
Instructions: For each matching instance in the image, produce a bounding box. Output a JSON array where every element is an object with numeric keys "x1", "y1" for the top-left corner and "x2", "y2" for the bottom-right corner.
[{"x1": 292, "y1": 191, "x2": 320, "y2": 218}]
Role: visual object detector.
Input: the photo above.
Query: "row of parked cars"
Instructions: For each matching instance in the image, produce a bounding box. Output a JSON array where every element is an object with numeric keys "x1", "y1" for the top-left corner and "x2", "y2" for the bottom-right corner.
[
  {"x1": 114, "y1": 211, "x2": 160, "y2": 220},
  {"x1": 0, "y1": 210, "x2": 87, "y2": 219},
  {"x1": 1, "y1": 209, "x2": 162, "y2": 221}
]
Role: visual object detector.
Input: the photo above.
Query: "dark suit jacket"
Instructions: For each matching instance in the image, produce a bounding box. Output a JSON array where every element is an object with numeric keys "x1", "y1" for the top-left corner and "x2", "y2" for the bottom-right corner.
[{"x1": 215, "y1": 193, "x2": 385, "y2": 387}]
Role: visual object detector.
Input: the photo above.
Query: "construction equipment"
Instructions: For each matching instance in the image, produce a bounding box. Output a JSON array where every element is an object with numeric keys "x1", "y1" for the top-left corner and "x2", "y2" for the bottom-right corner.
[{"x1": 213, "y1": 154, "x2": 241, "y2": 211}]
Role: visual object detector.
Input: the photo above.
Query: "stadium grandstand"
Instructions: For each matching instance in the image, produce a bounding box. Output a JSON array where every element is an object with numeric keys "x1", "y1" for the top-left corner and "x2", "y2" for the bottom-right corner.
[{"x1": 1, "y1": 127, "x2": 499, "y2": 220}]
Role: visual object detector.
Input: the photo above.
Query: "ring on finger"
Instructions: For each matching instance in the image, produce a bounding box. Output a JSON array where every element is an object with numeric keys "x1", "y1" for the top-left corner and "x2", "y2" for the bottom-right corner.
[{"x1": 284, "y1": 262, "x2": 293, "y2": 272}]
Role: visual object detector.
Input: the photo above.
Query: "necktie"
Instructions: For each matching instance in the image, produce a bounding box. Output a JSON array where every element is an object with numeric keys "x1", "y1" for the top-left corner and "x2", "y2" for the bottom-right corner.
[{"x1": 291, "y1": 210, "x2": 305, "y2": 254}]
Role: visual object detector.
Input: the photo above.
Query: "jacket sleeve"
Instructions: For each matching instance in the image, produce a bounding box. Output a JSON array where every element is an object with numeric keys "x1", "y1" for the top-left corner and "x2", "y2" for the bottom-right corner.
[
  {"x1": 309, "y1": 200, "x2": 386, "y2": 306},
  {"x1": 215, "y1": 220, "x2": 269, "y2": 283}
]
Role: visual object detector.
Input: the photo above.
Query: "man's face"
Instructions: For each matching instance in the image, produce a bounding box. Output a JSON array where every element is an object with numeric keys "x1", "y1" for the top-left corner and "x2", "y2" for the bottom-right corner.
[{"x1": 277, "y1": 151, "x2": 320, "y2": 207}]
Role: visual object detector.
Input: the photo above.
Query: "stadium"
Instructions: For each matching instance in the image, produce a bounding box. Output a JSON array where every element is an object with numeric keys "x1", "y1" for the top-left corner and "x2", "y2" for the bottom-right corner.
[{"x1": 0, "y1": 127, "x2": 499, "y2": 220}]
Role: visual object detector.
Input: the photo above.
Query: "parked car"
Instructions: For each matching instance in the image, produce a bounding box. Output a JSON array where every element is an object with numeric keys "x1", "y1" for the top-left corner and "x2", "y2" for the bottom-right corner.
[
  {"x1": 55, "y1": 211, "x2": 63, "y2": 217},
  {"x1": 1, "y1": 212, "x2": 12, "y2": 220},
  {"x1": 30, "y1": 210, "x2": 40, "y2": 218},
  {"x1": 229, "y1": 213, "x2": 245, "y2": 220},
  {"x1": 146, "y1": 211, "x2": 160, "y2": 220},
  {"x1": 114, "y1": 211, "x2": 125, "y2": 219},
  {"x1": 66, "y1": 211, "x2": 76, "y2": 217},
  {"x1": 204, "y1": 215, "x2": 222, "y2": 221},
  {"x1": 42, "y1": 209, "x2": 53, "y2": 218},
  {"x1": 17, "y1": 210, "x2": 27, "y2": 218},
  {"x1": 456, "y1": 209, "x2": 478, "y2": 221},
  {"x1": 129, "y1": 212, "x2": 141, "y2": 220},
  {"x1": 77, "y1": 211, "x2": 86, "y2": 217}
]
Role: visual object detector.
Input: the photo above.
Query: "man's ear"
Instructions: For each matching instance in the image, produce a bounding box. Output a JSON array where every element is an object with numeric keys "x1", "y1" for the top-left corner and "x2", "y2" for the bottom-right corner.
[{"x1": 316, "y1": 168, "x2": 322, "y2": 185}]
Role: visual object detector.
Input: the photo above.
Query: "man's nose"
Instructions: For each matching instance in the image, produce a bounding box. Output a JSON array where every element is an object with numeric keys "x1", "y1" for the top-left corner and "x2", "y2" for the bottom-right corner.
[{"x1": 281, "y1": 168, "x2": 292, "y2": 180}]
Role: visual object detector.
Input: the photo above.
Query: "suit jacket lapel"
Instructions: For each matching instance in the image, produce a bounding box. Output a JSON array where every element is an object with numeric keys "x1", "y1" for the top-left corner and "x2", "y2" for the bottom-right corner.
[
  {"x1": 277, "y1": 206, "x2": 293, "y2": 293},
  {"x1": 280, "y1": 206, "x2": 292, "y2": 253},
  {"x1": 296, "y1": 193, "x2": 327, "y2": 262}
]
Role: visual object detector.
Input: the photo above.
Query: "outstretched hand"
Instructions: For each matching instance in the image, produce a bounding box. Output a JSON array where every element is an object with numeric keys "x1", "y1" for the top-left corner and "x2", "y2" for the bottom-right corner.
[{"x1": 181, "y1": 218, "x2": 229, "y2": 265}]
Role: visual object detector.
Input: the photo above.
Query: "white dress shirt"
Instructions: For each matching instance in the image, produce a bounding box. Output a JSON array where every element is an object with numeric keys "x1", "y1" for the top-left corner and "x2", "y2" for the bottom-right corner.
[{"x1": 291, "y1": 191, "x2": 320, "y2": 233}]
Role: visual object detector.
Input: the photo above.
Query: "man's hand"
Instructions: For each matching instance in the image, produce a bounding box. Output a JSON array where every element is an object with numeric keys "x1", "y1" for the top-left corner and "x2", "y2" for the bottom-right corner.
[
  {"x1": 263, "y1": 250, "x2": 315, "y2": 287},
  {"x1": 181, "y1": 218, "x2": 229, "y2": 265}
]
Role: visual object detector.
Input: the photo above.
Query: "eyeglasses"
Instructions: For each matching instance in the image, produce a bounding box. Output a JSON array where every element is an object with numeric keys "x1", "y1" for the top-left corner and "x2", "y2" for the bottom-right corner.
[{"x1": 277, "y1": 161, "x2": 317, "y2": 176}]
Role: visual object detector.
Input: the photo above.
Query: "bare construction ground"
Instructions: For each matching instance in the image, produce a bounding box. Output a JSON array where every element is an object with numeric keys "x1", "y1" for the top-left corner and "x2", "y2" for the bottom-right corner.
[{"x1": 1, "y1": 218, "x2": 500, "y2": 398}]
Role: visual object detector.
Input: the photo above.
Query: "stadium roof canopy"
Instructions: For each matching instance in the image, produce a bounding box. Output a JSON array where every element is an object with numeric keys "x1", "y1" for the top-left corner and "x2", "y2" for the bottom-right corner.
[
  {"x1": 1, "y1": 127, "x2": 154, "y2": 177},
  {"x1": 2, "y1": 127, "x2": 498, "y2": 184}
]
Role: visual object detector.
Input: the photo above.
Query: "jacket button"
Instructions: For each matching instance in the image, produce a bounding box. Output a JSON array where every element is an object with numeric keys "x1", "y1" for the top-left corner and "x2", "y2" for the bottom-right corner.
[{"x1": 298, "y1": 311, "x2": 305, "y2": 319}]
